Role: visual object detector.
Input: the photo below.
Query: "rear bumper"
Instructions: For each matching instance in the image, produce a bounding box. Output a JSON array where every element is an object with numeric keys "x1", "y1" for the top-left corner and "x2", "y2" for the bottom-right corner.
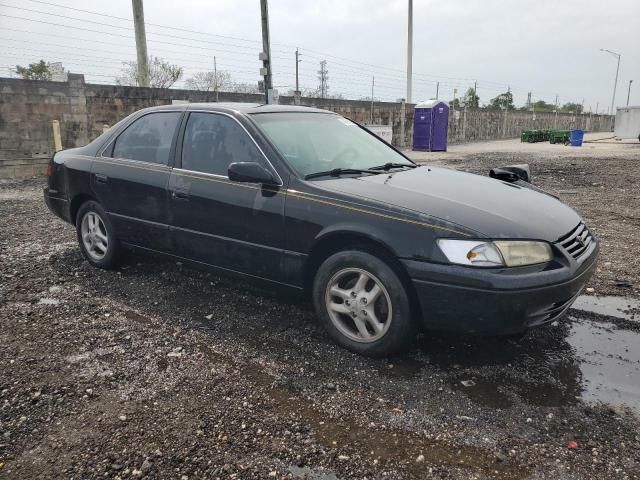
[
  {"x1": 43, "y1": 187, "x2": 71, "y2": 223},
  {"x1": 402, "y1": 240, "x2": 599, "y2": 335}
]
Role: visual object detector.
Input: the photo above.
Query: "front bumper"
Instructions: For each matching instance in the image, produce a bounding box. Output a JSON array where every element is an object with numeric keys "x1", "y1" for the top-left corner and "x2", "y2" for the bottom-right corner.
[{"x1": 402, "y1": 239, "x2": 599, "y2": 335}]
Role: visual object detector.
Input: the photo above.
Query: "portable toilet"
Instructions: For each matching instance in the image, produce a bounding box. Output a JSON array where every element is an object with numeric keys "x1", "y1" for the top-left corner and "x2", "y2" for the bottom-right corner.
[{"x1": 412, "y1": 100, "x2": 449, "y2": 151}]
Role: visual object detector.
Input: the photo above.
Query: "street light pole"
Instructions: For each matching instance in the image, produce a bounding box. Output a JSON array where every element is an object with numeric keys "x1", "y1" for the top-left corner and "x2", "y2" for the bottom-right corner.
[
  {"x1": 406, "y1": 0, "x2": 413, "y2": 104},
  {"x1": 600, "y1": 48, "x2": 621, "y2": 117},
  {"x1": 627, "y1": 80, "x2": 633, "y2": 106}
]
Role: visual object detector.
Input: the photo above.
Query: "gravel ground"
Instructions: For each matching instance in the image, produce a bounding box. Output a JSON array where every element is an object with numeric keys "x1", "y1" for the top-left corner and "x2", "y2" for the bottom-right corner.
[{"x1": 1, "y1": 141, "x2": 639, "y2": 480}]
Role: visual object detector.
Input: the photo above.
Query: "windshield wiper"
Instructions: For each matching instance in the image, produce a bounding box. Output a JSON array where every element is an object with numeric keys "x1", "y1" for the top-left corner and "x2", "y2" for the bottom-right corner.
[
  {"x1": 304, "y1": 168, "x2": 382, "y2": 180},
  {"x1": 368, "y1": 162, "x2": 417, "y2": 171}
]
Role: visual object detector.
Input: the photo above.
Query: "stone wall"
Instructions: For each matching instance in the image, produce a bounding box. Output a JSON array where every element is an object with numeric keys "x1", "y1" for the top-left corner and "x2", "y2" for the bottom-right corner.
[{"x1": 0, "y1": 75, "x2": 613, "y2": 178}]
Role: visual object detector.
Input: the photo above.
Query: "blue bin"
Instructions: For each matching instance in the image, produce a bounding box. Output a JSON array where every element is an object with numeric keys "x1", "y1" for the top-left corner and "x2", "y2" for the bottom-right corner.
[{"x1": 569, "y1": 129, "x2": 584, "y2": 147}]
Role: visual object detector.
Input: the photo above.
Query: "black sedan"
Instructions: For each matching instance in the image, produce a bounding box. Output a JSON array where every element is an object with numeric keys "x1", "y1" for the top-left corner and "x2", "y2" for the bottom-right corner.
[{"x1": 44, "y1": 104, "x2": 598, "y2": 356}]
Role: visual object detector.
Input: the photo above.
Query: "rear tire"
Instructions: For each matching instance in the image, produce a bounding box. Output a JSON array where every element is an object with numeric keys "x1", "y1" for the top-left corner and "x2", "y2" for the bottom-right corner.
[
  {"x1": 76, "y1": 200, "x2": 120, "y2": 269},
  {"x1": 312, "y1": 250, "x2": 415, "y2": 356}
]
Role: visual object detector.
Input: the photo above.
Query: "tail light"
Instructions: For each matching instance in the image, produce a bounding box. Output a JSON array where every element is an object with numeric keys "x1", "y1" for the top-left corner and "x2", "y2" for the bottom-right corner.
[{"x1": 46, "y1": 164, "x2": 53, "y2": 176}]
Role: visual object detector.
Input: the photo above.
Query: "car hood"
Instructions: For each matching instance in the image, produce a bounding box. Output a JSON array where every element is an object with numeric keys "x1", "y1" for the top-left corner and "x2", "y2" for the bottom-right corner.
[{"x1": 311, "y1": 166, "x2": 581, "y2": 241}]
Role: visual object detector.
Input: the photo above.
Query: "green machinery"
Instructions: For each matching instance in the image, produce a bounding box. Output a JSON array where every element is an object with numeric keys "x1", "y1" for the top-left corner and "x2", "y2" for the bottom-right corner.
[
  {"x1": 520, "y1": 129, "x2": 570, "y2": 144},
  {"x1": 548, "y1": 130, "x2": 571, "y2": 144}
]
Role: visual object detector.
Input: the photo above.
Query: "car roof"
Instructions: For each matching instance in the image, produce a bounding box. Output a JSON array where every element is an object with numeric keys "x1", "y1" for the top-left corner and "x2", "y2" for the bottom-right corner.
[{"x1": 138, "y1": 103, "x2": 334, "y2": 115}]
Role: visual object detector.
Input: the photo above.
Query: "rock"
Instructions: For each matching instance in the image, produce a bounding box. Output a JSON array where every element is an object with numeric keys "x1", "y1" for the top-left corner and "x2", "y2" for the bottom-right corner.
[
  {"x1": 416, "y1": 454, "x2": 425, "y2": 463},
  {"x1": 460, "y1": 380, "x2": 476, "y2": 387},
  {"x1": 37, "y1": 297, "x2": 59, "y2": 306},
  {"x1": 132, "y1": 469, "x2": 143, "y2": 477},
  {"x1": 119, "y1": 415, "x2": 127, "y2": 421},
  {"x1": 337, "y1": 455, "x2": 350, "y2": 461},
  {"x1": 326, "y1": 383, "x2": 336, "y2": 390}
]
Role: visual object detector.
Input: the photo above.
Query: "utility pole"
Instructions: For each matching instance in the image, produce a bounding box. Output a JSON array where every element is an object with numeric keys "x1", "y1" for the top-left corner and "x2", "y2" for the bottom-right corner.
[
  {"x1": 554, "y1": 94, "x2": 559, "y2": 128},
  {"x1": 131, "y1": 0, "x2": 149, "y2": 87},
  {"x1": 627, "y1": 80, "x2": 633, "y2": 106},
  {"x1": 294, "y1": 48, "x2": 302, "y2": 105},
  {"x1": 526, "y1": 91, "x2": 532, "y2": 110},
  {"x1": 406, "y1": 0, "x2": 413, "y2": 104},
  {"x1": 259, "y1": 0, "x2": 273, "y2": 104},
  {"x1": 435, "y1": 81, "x2": 439, "y2": 100},
  {"x1": 400, "y1": 99, "x2": 406, "y2": 147},
  {"x1": 318, "y1": 60, "x2": 328, "y2": 99},
  {"x1": 370, "y1": 76, "x2": 375, "y2": 124},
  {"x1": 596, "y1": 101, "x2": 599, "y2": 115},
  {"x1": 473, "y1": 80, "x2": 477, "y2": 104},
  {"x1": 213, "y1": 55, "x2": 218, "y2": 102}
]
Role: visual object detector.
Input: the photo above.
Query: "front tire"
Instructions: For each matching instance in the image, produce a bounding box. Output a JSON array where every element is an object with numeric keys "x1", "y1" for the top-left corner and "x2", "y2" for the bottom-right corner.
[
  {"x1": 76, "y1": 200, "x2": 120, "y2": 269},
  {"x1": 312, "y1": 250, "x2": 415, "y2": 356}
]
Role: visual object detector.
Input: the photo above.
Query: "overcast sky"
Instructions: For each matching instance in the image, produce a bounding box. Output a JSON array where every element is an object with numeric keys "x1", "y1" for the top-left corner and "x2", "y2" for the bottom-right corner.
[{"x1": 1, "y1": 0, "x2": 638, "y2": 111}]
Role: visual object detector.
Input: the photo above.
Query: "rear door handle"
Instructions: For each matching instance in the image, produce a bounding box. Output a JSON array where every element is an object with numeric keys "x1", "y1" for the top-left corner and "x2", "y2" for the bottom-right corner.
[{"x1": 94, "y1": 173, "x2": 108, "y2": 184}]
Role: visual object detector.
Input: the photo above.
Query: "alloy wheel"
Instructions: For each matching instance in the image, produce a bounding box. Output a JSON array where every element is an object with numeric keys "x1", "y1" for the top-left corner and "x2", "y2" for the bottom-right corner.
[
  {"x1": 325, "y1": 268, "x2": 392, "y2": 343},
  {"x1": 80, "y1": 211, "x2": 109, "y2": 261}
]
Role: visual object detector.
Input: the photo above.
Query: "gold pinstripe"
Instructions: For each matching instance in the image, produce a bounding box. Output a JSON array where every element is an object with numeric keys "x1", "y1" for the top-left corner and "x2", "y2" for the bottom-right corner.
[
  {"x1": 92, "y1": 158, "x2": 470, "y2": 237},
  {"x1": 286, "y1": 190, "x2": 471, "y2": 237}
]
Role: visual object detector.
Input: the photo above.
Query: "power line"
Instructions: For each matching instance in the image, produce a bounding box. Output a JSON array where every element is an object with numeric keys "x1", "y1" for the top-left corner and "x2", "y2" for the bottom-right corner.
[{"x1": 7, "y1": 0, "x2": 525, "y2": 89}]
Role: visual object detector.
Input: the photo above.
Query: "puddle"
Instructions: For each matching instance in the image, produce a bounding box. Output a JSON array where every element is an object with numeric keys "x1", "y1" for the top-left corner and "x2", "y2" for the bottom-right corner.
[
  {"x1": 416, "y1": 315, "x2": 640, "y2": 416},
  {"x1": 571, "y1": 295, "x2": 640, "y2": 321},
  {"x1": 569, "y1": 319, "x2": 640, "y2": 413}
]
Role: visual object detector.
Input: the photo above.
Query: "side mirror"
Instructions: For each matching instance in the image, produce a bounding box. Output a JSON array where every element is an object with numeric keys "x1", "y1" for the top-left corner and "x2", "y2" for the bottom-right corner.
[
  {"x1": 490, "y1": 163, "x2": 531, "y2": 183},
  {"x1": 228, "y1": 162, "x2": 278, "y2": 185}
]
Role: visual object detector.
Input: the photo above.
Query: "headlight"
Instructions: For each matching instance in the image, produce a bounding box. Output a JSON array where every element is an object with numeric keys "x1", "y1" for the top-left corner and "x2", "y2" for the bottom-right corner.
[
  {"x1": 493, "y1": 240, "x2": 552, "y2": 267},
  {"x1": 437, "y1": 240, "x2": 552, "y2": 267}
]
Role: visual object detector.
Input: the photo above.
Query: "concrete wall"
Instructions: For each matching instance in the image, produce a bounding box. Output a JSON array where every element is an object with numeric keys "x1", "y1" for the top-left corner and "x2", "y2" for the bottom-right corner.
[{"x1": 0, "y1": 75, "x2": 613, "y2": 178}]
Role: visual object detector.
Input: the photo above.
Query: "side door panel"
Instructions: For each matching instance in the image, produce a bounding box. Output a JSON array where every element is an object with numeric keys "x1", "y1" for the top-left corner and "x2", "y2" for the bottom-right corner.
[
  {"x1": 91, "y1": 158, "x2": 173, "y2": 251},
  {"x1": 168, "y1": 111, "x2": 287, "y2": 283},
  {"x1": 169, "y1": 172, "x2": 286, "y2": 280}
]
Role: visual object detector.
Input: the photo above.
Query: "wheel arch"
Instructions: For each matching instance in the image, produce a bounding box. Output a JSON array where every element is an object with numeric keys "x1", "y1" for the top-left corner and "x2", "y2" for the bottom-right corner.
[
  {"x1": 303, "y1": 228, "x2": 421, "y2": 320},
  {"x1": 69, "y1": 193, "x2": 97, "y2": 226}
]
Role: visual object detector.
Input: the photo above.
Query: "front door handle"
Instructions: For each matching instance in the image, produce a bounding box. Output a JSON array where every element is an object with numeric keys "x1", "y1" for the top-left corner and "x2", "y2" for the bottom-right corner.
[
  {"x1": 171, "y1": 189, "x2": 190, "y2": 200},
  {"x1": 94, "y1": 173, "x2": 108, "y2": 184}
]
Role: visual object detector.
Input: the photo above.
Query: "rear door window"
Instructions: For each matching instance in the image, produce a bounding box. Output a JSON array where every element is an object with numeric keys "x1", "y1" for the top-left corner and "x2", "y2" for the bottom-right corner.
[
  {"x1": 112, "y1": 112, "x2": 182, "y2": 164},
  {"x1": 181, "y1": 112, "x2": 263, "y2": 176}
]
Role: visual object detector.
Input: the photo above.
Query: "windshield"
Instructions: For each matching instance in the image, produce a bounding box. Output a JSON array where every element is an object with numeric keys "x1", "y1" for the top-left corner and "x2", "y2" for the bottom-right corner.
[{"x1": 251, "y1": 112, "x2": 413, "y2": 177}]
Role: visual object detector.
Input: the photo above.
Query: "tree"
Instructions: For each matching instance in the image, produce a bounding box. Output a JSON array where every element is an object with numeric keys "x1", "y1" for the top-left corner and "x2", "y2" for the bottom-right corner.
[
  {"x1": 560, "y1": 102, "x2": 583, "y2": 114},
  {"x1": 116, "y1": 56, "x2": 183, "y2": 88},
  {"x1": 487, "y1": 90, "x2": 515, "y2": 110},
  {"x1": 185, "y1": 70, "x2": 232, "y2": 92},
  {"x1": 464, "y1": 87, "x2": 479, "y2": 109},
  {"x1": 530, "y1": 100, "x2": 555, "y2": 112},
  {"x1": 15, "y1": 60, "x2": 52, "y2": 80}
]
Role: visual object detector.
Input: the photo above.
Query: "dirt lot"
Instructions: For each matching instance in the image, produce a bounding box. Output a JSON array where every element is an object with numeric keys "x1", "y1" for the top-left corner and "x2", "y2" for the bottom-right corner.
[{"x1": 1, "y1": 138, "x2": 639, "y2": 479}]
